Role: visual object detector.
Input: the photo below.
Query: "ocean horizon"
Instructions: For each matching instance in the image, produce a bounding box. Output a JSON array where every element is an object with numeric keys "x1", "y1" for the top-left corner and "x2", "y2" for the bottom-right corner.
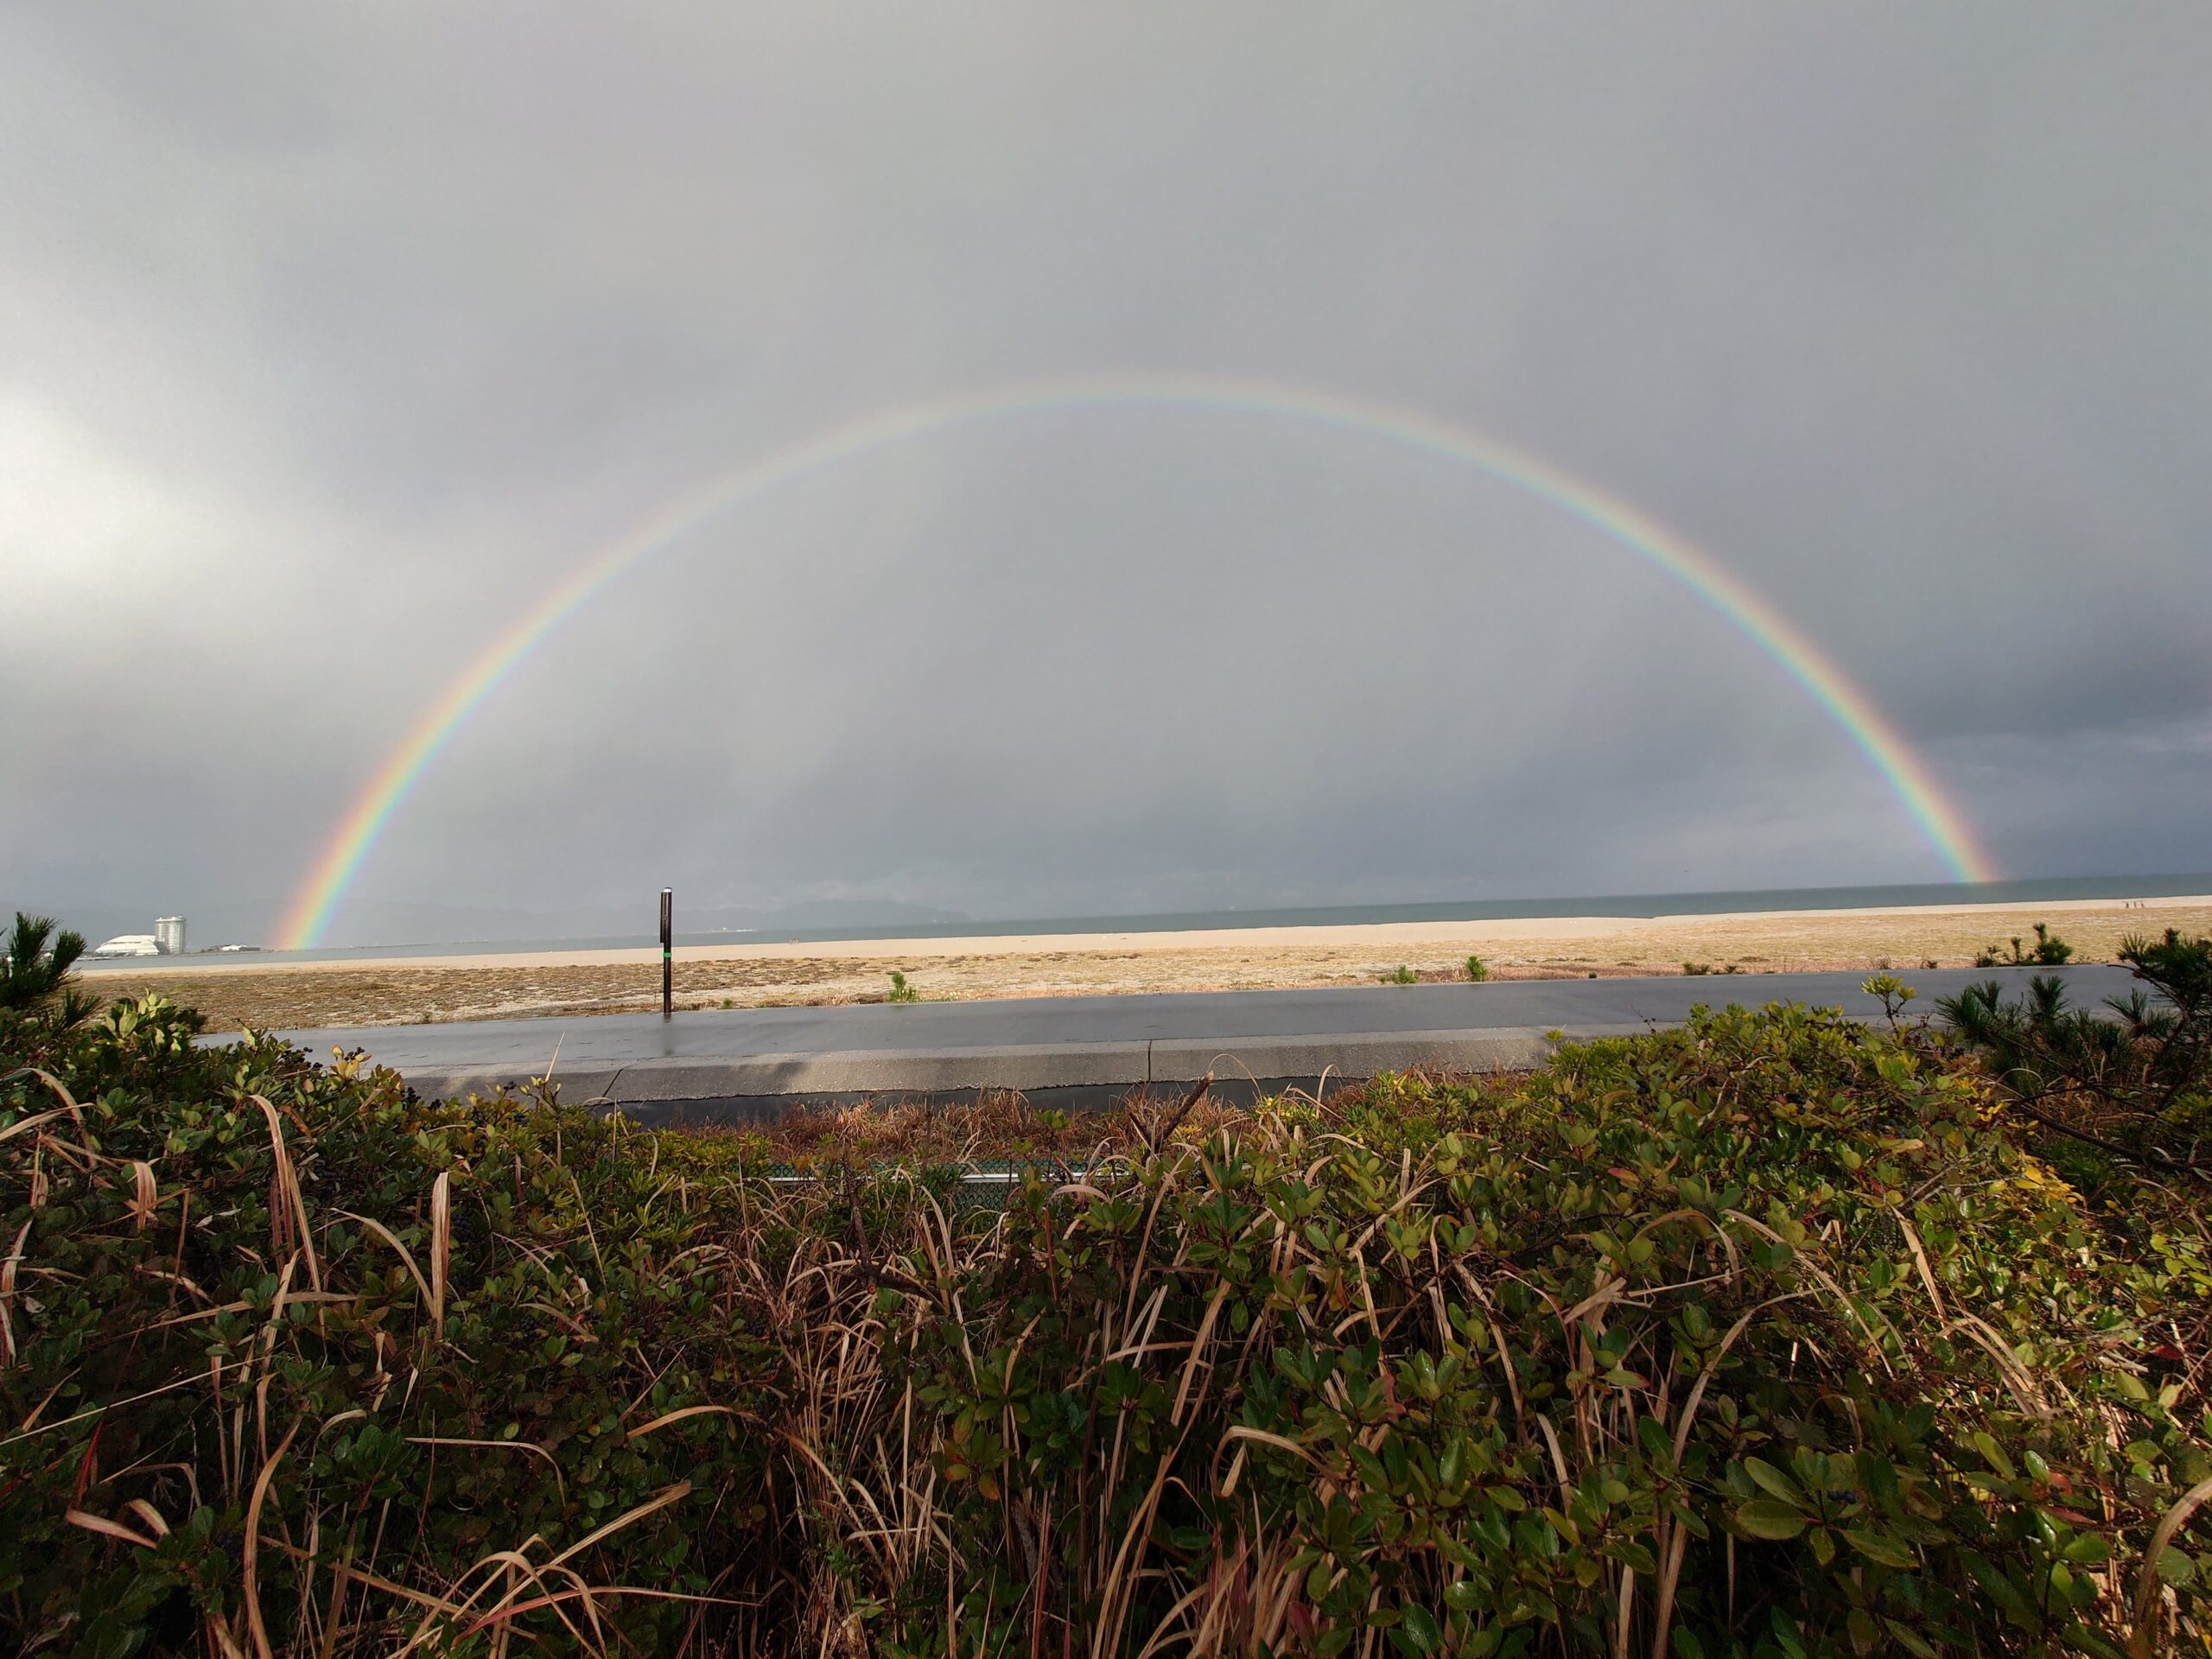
[{"x1": 76, "y1": 873, "x2": 2212, "y2": 969}]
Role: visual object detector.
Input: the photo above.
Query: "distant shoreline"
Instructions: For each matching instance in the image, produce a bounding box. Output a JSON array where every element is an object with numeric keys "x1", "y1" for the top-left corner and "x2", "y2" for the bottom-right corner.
[
  {"x1": 87, "y1": 890, "x2": 2212, "y2": 980},
  {"x1": 66, "y1": 874, "x2": 2212, "y2": 976}
]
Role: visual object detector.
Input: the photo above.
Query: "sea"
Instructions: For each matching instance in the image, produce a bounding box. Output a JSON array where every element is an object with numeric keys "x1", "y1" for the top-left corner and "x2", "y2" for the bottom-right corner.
[{"x1": 77, "y1": 873, "x2": 2212, "y2": 970}]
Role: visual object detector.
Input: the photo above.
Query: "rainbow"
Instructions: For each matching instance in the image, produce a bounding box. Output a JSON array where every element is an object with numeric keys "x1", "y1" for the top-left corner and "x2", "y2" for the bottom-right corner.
[{"x1": 278, "y1": 373, "x2": 1995, "y2": 948}]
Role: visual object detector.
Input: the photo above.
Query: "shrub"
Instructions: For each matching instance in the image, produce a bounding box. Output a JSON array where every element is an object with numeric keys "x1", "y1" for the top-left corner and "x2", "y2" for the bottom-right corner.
[
  {"x1": 1941, "y1": 928, "x2": 2211, "y2": 1179},
  {"x1": 1, "y1": 1002, "x2": 784, "y2": 1657},
  {"x1": 1, "y1": 912, "x2": 92, "y2": 1027},
  {"x1": 1862, "y1": 970, "x2": 1919, "y2": 1027},
  {"x1": 1465, "y1": 955, "x2": 1490, "y2": 982},
  {"x1": 1976, "y1": 923, "x2": 2075, "y2": 969},
  {"x1": 875, "y1": 1005, "x2": 2210, "y2": 1655},
  {"x1": 887, "y1": 969, "x2": 919, "y2": 1002},
  {"x1": 1381, "y1": 963, "x2": 1419, "y2": 985},
  {"x1": 3, "y1": 989, "x2": 2206, "y2": 1655}
]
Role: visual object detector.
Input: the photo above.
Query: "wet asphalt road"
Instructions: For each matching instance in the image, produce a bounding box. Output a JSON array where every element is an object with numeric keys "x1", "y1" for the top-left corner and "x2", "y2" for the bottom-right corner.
[{"x1": 253, "y1": 963, "x2": 2135, "y2": 1108}]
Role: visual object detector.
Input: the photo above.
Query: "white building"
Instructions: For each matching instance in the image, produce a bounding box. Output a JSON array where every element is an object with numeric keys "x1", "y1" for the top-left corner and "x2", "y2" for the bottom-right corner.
[
  {"x1": 91, "y1": 934, "x2": 161, "y2": 957},
  {"x1": 155, "y1": 916, "x2": 186, "y2": 955}
]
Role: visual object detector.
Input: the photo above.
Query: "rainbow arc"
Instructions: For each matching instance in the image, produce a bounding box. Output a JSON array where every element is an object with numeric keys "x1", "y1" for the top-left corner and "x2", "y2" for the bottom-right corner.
[{"x1": 278, "y1": 374, "x2": 1994, "y2": 948}]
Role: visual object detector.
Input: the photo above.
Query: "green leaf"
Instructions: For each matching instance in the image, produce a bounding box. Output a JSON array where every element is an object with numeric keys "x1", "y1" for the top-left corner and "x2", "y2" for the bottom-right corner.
[
  {"x1": 1744, "y1": 1457, "x2": 1807, "y2": 1505},
  {"x1": 1845, "y1": 1528, "x2": 1916, "y2": 1568},
  {"x1": 2061, "y1": 1532, "x2": 2110, "y2": 1565},
  {"x1": 1859, "y1": 1451, "x2": 1902, "y2": 1512},
  {"x1": 1735, "y1": 1499, "x2": 1808, "y2": 1541},
  {"x1": 1306, "y1": 1559, "x2": 1334, "y2": 1601},
  {"x1": 1396, "y1": 1604, "x2": 1441, "y2": 1653},
  {"x1": 1603, "y1": 1538, "x2": 1659, "y2": 1575},
  {"x1": 1963, "y1": 1551, "x2": 2037, "y2": 1625}
]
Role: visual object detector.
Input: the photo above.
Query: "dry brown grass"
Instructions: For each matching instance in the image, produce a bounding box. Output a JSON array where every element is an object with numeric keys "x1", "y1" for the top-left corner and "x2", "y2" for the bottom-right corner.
[{"x1": 673, "y1": 1077, "x2": 1278, "y2": 1169}]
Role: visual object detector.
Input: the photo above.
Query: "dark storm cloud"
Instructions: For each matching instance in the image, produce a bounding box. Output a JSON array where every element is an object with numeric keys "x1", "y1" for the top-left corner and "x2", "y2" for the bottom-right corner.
[{"x1": 3, "y1": 3, "x2": 2208, "y2": 944}]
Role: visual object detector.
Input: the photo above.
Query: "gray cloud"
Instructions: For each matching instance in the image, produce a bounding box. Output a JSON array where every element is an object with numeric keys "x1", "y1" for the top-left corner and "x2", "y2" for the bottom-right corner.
[{"x1": 3, "y1": 3, "x2": 2208, "y2": 944}]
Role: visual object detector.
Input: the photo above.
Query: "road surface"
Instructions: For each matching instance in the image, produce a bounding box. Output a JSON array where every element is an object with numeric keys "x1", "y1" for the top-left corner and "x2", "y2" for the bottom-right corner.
[{"x1": 254, "y1": 963, "x2": 2133, "y2": 1113}]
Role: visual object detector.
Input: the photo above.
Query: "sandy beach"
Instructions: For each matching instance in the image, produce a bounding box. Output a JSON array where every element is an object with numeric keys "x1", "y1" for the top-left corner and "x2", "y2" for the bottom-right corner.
[{"x1": 85, "y1": 893, "x2": 2212, "y2": 1033}]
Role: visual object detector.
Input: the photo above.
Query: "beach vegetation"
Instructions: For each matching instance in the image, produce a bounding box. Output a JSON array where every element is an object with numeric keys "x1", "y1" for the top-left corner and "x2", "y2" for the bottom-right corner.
[
  {"x1": 1381, "y1": 963, "x2": 1419, "y2": 984},
  {"x1": 1465, "y1": 954, "x2": 1489, "y2": 982},
  {"x1": 2, "y1": 964, "x2": 2208, "y2": 1654},
  {"x1": 887, "y1": 969, "x2": 919, "y2": 1002},
  {"x1": 1976, "y1": 923, "x2": 2075, "y2": 969},
  {"x1": 1941, "y1": 928, "x2": 2211, "y2": 1185},
  {"x1": 2, "y1": 911, "x2": 92, "y2": 1026},
  {"x1": 1861, "y1": 969, "x2": 1919, "y2": 1027}
]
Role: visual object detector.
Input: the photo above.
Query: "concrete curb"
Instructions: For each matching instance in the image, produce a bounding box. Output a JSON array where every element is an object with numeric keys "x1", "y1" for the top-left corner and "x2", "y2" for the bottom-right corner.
[{"x1": 399, "y1": 1022, "x2": 1651, "y2": 1105}]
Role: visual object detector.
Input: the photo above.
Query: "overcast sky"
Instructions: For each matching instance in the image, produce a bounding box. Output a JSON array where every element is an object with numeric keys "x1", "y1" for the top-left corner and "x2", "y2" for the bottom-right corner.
[{"x1": 3, "y1": 5, "x2": 2208, "y2": 945}]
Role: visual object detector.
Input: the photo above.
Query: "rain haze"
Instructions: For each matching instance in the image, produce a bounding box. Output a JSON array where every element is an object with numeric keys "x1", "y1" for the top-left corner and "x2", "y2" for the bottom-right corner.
[{"x1": 4, "y1": 5, "x2": 2209, "y2": 948}]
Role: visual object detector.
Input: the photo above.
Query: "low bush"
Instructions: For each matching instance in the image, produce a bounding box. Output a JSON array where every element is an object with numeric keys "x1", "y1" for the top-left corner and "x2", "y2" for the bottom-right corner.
[
  {"x1": 1975, "y1": 924, "x2": 2075, "y2": 969},
  {"x1": 1941, "y1": 929, "x2": 2211, "y2": 1184},
  {"x1": 3, "y1": 980, "x2": 2208, "y2": 1655},
  {"x1": 2, "y1": 913, "x2": 92, "y2": 1025}
]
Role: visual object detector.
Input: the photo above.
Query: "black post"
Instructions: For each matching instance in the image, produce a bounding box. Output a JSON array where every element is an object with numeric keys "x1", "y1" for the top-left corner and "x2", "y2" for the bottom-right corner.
[{"x1": 659, "y1": 888, "x2": 673, "y2": 1018}]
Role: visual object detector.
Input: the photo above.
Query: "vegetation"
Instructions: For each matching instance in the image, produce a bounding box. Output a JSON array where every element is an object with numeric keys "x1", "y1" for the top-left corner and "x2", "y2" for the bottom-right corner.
[
  {"x1": 2, "y1": 913, "x2": 91, "y2": 1025},
  {"x1": 1941, "y1": 929, "x2": 2211, "y2": 1185},
  {"x1": 1382, "y1": 964, "x2": 1420, "y2": 985},
  {"x1": 1976, "y1": 924, "x2": 2075, "y2": 969},
  {"x1": 703, "y1": 1089, "x2": 1214, "y2": 1173},
  {"x1": 887, "y1": 970, "x2": 919, "y2": 1003},
  {"x1": 1465, "y1": 956, "x2": 1489, "y2": 983},
  {"x1": 2, "y1": 922, "x2": 2209, "y2": 1655}
]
